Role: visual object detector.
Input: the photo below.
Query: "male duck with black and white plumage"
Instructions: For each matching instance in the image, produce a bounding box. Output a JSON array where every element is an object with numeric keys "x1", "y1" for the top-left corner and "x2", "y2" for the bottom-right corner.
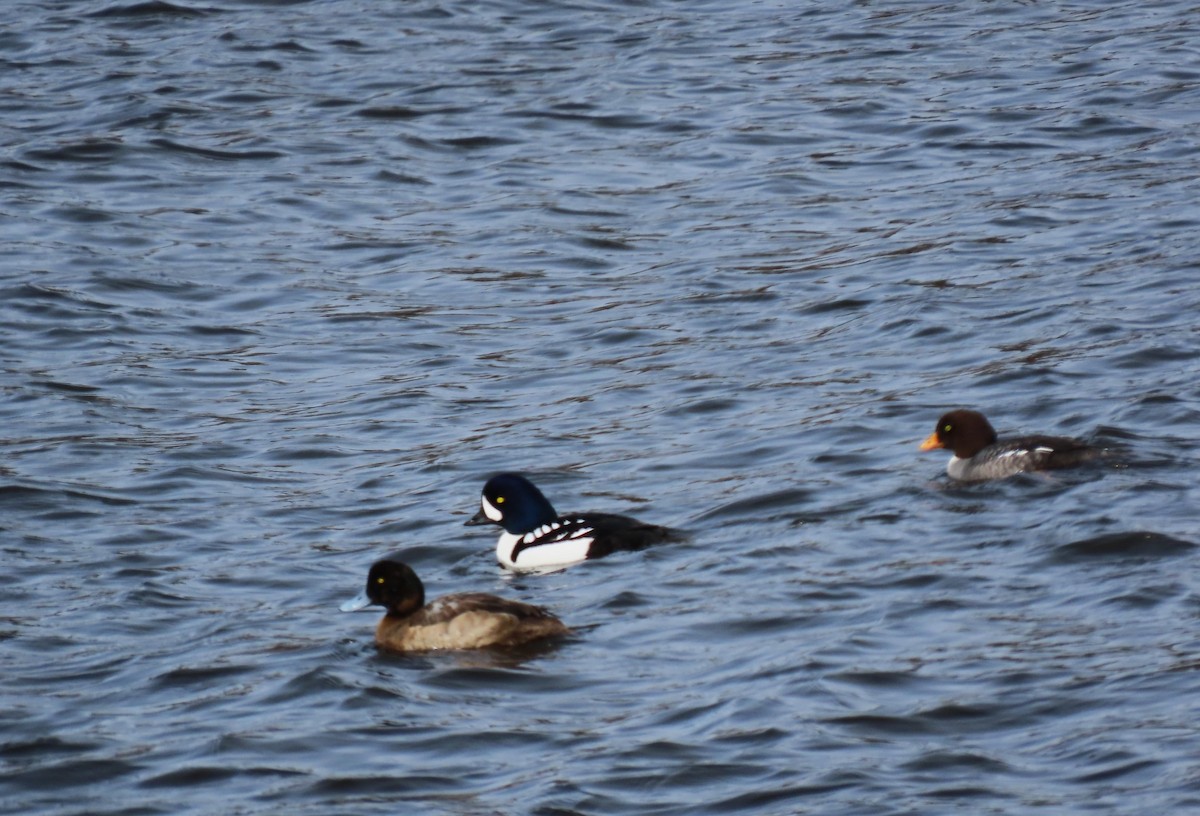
[{"x1": 465, "y1": 472, "x2": 685, "y2": 572}]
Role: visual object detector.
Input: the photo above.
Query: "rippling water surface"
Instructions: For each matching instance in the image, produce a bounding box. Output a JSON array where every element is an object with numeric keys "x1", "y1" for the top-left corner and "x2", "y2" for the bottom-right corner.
[{"x1": 4, "y1": 1, "x2": 1200, "y2": 813}]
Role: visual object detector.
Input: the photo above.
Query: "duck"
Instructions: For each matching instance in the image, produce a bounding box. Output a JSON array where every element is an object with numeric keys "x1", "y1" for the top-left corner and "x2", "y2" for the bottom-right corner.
[
  {"x1": 341, "y1": 558, "x2": 570, "y2": 652},
  {"x1": 919, "y1": 408, "x2": 1101, "y2": 482},
  {"x1": 465, "y1": 472, "x2": 683, "y2": 571}
]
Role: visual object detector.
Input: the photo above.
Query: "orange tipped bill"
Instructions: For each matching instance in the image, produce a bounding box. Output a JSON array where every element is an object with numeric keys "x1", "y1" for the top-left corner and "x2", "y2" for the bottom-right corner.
[{"x1": 919, "y1": 431, "x2": 943, "y2": 452}]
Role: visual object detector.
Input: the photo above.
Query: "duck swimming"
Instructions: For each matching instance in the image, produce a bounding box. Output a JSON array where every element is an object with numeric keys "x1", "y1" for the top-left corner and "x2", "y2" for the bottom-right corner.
[
  {"x1": 341, "y1": 558, "x2": 570, "y2": 651},
  {"x1": 465, "y1": 472, "x2": 684, "y2": 571},
  {"x1": 920, "y1": 408, "x2": 1102, "y2": 482}
]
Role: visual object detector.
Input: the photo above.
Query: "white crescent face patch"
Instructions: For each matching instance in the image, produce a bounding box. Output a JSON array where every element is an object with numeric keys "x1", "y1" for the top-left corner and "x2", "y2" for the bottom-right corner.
[{"x1": 481, "y1": 495, "x2": 503, "y2": 522}]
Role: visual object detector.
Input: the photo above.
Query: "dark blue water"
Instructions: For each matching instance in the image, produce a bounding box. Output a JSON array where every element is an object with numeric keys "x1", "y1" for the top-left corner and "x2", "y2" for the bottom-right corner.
[{"x1": 3, "y1": 1, "x2": 1200, "y2": 813}]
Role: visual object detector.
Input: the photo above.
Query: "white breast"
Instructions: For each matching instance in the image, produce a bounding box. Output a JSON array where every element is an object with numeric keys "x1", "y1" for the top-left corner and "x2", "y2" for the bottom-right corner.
[{"x1": 496, "y1": 532, "x2": 524, "y2": 569}]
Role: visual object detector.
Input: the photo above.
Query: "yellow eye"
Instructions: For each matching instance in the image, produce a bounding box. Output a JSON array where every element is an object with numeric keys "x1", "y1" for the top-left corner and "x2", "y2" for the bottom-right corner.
[
  {"x1": 376, "y1": 577, "x2": 385, "y2": 584},
  {"x1": 496, "y1": 496, "x2": 505, "y2": 504},
  {"x1": 943, "y1": 424, "x2": 952, "y2": 433}
]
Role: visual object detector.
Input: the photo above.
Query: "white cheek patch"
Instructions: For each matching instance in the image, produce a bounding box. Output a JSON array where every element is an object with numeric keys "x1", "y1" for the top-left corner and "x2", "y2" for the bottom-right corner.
[{"x1": 482, "y1": 496, "x2": 503, "y2": 522}]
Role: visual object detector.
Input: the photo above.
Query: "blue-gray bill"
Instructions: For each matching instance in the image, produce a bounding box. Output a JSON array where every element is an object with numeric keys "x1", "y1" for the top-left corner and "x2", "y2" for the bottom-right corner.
[{"x1": 339, "y1": 589, "x2": 371, "y2": 612}]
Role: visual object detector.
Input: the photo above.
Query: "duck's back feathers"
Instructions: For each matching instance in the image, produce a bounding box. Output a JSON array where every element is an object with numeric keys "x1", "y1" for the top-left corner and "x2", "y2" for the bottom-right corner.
[
  {"x1": 502, "y1": 511, "x2": 683, "y2": 569},
  {"x1": 946, "y1": 435, "x2": 1103, "y2": 481},
  {"x1": 570, "y1": 512, "x2": 684, "y2": 557},
  {"x1": 376, "y1": 592, "x2": 569, "y2": 651}
]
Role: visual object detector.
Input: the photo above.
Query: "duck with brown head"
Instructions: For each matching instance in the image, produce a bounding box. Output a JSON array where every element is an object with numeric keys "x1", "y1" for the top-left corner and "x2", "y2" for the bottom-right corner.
[{"x1": 920, "y1": 408, "x2": 1103, "y2": 482}]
